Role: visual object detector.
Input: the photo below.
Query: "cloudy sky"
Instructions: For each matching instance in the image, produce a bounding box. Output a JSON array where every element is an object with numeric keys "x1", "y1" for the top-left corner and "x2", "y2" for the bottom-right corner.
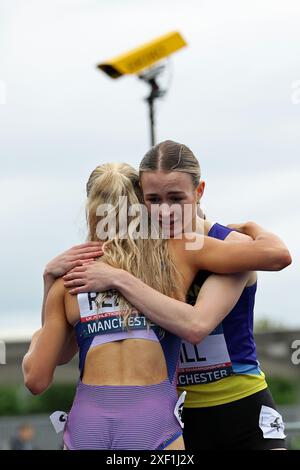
[{"x1": 1, "y1": 0, "x2": 299, "y2": 339}]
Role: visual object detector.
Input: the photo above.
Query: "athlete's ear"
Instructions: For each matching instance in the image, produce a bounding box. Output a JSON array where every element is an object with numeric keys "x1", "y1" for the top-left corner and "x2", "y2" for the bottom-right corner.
[{"x1": 196, "y1": 180, "x2": 205, "y2": 202}]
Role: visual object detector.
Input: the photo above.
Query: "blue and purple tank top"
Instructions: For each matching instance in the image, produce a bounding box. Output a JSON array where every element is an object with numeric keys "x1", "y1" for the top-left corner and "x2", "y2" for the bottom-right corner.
[{"x1": 177, "y1": 222, "x2": 267, "y2": 407}]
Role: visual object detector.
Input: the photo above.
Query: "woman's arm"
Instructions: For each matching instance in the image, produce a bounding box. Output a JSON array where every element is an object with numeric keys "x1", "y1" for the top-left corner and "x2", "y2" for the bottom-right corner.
[
  {"x1": 40, "y1": 242, "x2": 102, "y2": 364},
  {"x1": 63, "y1": 263, "x2": 249, "y2": 344},
  {"x1": 23, "y1": 278, "x2": 74, "y2": 395},
  {"x1": 41, "y1": 273, "x2": 56, "y2": 326},
  {"x1": 64, "y1": 221, "x2": 291, "y2": 293},
  {"x1": 42, "y1": 279, "x2": 78, "y2": 365},
  {"x1": 115, "y1": 270, "x2": 250, "y2": 344},
  {"x1": 186, "y1": 221, "x2": 291, "y2": 273},
  {"x1": 41, "y1": 242, "x2": 103, "y2": 325},
  {"x1": 62, "y1": 221, "x2": 291, "y2": 343}
]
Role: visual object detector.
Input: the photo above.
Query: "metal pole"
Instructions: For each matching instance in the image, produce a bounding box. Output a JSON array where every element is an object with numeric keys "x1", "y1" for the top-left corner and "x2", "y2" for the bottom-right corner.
[
  {"x1": 148, "y1": 95, "x2": 155, "y2": 146},
  {"x1": 146, "y1": 77, "x2": 161, "y2": 147},
  {"x1": 140, "y1": 66, "x2": 167, "y2": 147}
]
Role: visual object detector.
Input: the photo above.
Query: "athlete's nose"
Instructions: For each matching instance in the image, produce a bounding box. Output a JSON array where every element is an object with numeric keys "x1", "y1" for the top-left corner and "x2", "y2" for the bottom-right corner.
[{"x1": 159, "y1": 204, "x2": 174, "y2": 224}]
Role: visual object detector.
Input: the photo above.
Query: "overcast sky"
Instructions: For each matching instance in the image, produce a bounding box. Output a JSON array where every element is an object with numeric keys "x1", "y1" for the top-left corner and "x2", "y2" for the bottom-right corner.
[{"x1": 1, "y1": 0, "x2": 299, "y2": 339}]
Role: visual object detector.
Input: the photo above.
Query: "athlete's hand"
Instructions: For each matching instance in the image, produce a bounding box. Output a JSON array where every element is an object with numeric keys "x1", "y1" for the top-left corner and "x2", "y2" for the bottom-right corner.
[
  {"x1": 44, "y1": 242, "x2": 104, "y2": 279},
  {"x1": 63, "y1": 261, "x2": 119, "y2": 294}
]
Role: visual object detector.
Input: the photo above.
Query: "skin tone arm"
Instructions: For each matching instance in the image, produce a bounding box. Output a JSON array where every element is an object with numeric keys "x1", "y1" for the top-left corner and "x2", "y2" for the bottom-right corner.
[
  {"x1": 41, "y1": 242, "x2": 103, "y2": 365},
  {"x1": 184, "y1": 221, "x2": 292, "y2": 274},
  {"x1": 63, "y1": 221, "x2": 291, "y2": 344},
  {"x1": 101, "y1": 229, "x2": 257, "y2": 344},
  {"x1": 64, "y1": 221, "x2": 292, "y2": 293},
  {"x1": 41, "y1": 242, "x2": 103, "y2": 325},
  {"x1": 23, "y1": 279, "x2": 74, "y2": 395},
  {"x1": 222, "y1": 229, "x2": 257, "y2": 285},
  {"x1": 102, "y1": 230, "x2": 254, "y2": 343},
  {"x1": 103, "y1": 270, "x2": 249, "y2": 345},
  {"x1": 63, "y1": 262, "x2": 249, "y2": 345}
]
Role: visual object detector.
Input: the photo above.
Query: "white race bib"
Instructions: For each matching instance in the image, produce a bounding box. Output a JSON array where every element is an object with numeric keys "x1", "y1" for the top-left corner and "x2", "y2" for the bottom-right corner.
[
  {"x1": 259, "y1": 405, "x2": 286, "y2": 439},
  {"x1": 50, "y1": 411, "x2": 68, "y2": 434},
  {"x1": 177, "y1": 325, "x2": 233, "y2": 386},
  {"x1": 174, "y1": 391, "x2": 186, "y2": 428}
]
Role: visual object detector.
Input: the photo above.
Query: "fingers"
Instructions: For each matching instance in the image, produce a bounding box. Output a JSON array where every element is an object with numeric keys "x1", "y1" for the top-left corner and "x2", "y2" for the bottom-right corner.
[
  {"x1": 72, "y1": 251, "x2": 103, "y2": 261},
  {"x1": 67, "y1": 259, "x2": 86, "y2": 271},
  {"x1": 64, "y1": 259, "x2": 90, "y2": 274},
  {"x1": 64, "y1": 278, "x2": 85, "y2": 288},
  {"x1": 71, "y1": 242, "x2": 103, "y2": 251},
  {"x1": 71, "y1": 246, "x2": 104, "y2": 256},
  {"x1": 69, "y1": 285, "x2": 89, "y2": 295},
  {"x1": 63, "y1": 268, "x2": 87, "y2": 280},
  {"x1": 67, "y1": 259, "x2": 95, "y2": 271},
  {"x1": 80, "y1": 260, "x2": 95, "y2": 266}
]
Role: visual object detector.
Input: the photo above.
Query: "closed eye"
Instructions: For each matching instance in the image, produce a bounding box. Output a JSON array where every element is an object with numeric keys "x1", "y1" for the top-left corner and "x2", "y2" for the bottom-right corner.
[
  {"x1": 169, "y1": 197, "x2": 183, "y2": 203},
  {"x1": 146, "y1": 197, "x2": 161, "y2": 203}
]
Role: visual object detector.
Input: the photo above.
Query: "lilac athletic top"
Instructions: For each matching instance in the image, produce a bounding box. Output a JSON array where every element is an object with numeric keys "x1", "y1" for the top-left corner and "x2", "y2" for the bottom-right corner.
[{"x1": 75, "y1": 290, "x2": 181, "y2": 385}]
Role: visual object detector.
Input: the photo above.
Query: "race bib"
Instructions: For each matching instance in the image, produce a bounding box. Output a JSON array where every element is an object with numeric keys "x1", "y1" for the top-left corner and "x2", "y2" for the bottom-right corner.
[
  {"x1": 50, "y1": 411, "x2": 68, "y2": 434},
  {"x1": 174, "y1": 391, "x2": 186, "y2": 428},
  {"x1": 77, "y1": 291, "x2": 151, "y2": 338},
  {"x1": 259, "y1": 405, "x2": 286, "y2": 440},
  {"x1": 177, "y1": 324, "x2": 233, "y2": 386}
]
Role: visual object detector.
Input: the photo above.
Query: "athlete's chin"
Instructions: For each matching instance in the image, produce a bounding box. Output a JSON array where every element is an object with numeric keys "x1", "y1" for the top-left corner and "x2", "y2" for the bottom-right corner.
[{"x1": 160, "y1": 224, "x2": 183, "y2": 238}]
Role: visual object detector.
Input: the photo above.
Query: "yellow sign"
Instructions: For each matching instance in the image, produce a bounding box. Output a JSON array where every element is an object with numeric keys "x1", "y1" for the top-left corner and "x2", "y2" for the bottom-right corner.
[{"x1": 98, "y1": 31, "x2": 187, "y2": 79}]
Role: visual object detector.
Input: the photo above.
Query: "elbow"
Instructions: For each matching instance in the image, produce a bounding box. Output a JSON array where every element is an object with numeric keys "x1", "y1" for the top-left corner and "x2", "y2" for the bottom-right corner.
[
  {"x1": 187, "y1": 335, "x2": 202, "y2": 346},
  {"x1": 281, "y1": 249, "x2": 292, "y2": 269},
  {"x1": 272, "y1": 248, "x2": 292, "y2": 271},
  {"x1": 24, "y1": 377, "x2": 48, "y2": 395},
  {"x1": 186, "y1": 321, "x2": 207, "y2": 345},
  {"x1": 24, "y1": 372, "x2": 51, "y2": 395},
  {"x1": 23, "y1": 358, "x2": 51, "y2": 395}
]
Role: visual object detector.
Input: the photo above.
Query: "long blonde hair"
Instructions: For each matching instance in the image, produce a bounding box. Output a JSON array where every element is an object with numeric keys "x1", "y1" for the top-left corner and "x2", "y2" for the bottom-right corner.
[{"x1": 86, "y1": 162, "x2": 180, "y2": 328}]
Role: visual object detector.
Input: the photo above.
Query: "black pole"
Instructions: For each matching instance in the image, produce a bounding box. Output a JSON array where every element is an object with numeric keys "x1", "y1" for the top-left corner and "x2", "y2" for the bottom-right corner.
[
  {"x1": 140, "y1": 66, "x2": 167, "y2": 147},
  {"x1": 148, "y1": 95, "x2": 155, "y2": 146},
  {"x1": 145, "y1": 77, "x2": 161, "y2": 147}
]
